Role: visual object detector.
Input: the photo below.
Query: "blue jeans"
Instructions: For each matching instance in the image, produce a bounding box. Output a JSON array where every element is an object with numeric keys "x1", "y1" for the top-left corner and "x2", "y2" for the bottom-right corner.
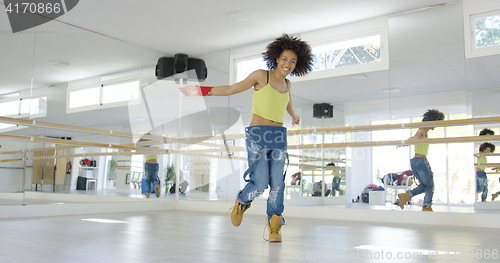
[
  {"x1": 144, "y1": 162, "x2": 159, "y2": 194},
  {"x1": 237, "y1": 126, "x2": 288, "y2": 224},
  {"x1": 408, "y1": 157, "x2": 434, "y2": 208},
  {"x1": 476, "y1": 171, "x2": 488, "y2": 202},
  {"x1": 332, "y1": 177, "x2": 341, "y2": 196}
]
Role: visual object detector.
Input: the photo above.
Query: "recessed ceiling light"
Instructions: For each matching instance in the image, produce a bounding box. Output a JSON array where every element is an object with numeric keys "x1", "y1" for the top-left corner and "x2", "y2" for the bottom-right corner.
[
  {"x1": 382, "y1": 88, "x2": 401, "y2": 93},
  {"x1": 52, "y1": 60, "x2": 70, "y2": 68},
  {"x1": 228, "y1": 11, "x2": 251, "y2": 22}
]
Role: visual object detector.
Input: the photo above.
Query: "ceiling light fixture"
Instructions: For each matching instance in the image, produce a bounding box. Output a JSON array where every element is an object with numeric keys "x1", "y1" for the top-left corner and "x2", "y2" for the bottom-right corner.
[
  {"x1": 52, "y1": 60, "x2": 70, "y2": 68},
  {"x1": 382, "y1": 88, "x2": 401, "y2": 93},
  {"x1": 228, "y1": 11, "x2": 251, "y2": 22}
]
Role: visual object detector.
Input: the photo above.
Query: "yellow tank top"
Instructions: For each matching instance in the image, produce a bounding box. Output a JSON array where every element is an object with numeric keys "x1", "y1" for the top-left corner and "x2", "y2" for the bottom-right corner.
[
  {"x1": 414, "y1": 144, "x2": 429, "y2": 155},
  {"x1": 145, "y1": 155, "x2": 157, "y2": 161},
  {"x1": 251, "y1": 71, "x2": 289, "y2": 123},
  {"x1": 477, "y1": 156, "x2": 487, "y2": 170}
]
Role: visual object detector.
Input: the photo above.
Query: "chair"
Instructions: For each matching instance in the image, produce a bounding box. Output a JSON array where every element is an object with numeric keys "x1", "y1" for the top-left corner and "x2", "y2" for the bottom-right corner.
[
  {"x1": 382, "y1": 173, "x2": 413, "y2": 203},
  {"x1": 130, "y1": 172, "x2": 143, "y2": 190}
]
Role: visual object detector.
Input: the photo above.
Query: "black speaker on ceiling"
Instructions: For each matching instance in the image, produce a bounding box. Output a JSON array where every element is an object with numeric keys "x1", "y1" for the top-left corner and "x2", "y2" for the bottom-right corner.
[{"x1": 313, "y1": 103, "x2": 333, "y2": 118}]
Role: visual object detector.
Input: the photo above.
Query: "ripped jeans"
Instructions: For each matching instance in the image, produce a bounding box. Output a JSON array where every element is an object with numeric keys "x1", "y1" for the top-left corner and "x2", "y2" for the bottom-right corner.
[
  {"x1": 476, "y1": 171, "x2": 488, "y2": 202},
  {"x1": 409, "y1": 157, "x2": 434, "y2": 208},
  {"x1": 236, "y1": 126, "x2": 288, "y2": 223}
]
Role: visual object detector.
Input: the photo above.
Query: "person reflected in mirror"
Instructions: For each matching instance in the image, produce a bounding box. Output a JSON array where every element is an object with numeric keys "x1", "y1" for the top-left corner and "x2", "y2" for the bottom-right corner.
[
  {"x1": 398, "y1": 109, "x2": 445, "y2": 212},
  {"x1": 312, "y1": 180, "x2": 331, "y2": 197},
  {"x1": 170, "y1": 177, "x2": 189, "y2": 195},
  {"x1": 479, "y1": 128, "x2": 494, "y2": 136},
  {"x1": 476, "y1": 142, "x2": 496, "y2": 202},
  {"x1": 327, "y1": 163, "x2": 343, "y2": 196},
  {"x1": 144, "y1": 154, "x2": 160, "y2": 198}
]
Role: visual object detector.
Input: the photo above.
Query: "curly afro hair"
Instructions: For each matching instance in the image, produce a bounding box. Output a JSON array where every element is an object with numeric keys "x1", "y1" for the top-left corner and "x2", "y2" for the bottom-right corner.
[
  {"x1": 479, "y1": 128, "x2": 495, "y2": 136},
  {"x1": 422, "y1": 109, "x2": 445, "y2": 122},
  {"x1": 479, "y1": 142, "x2": 495, "y2": 153},
  {"x1": 262, "y1": 34, "x2": 314, "y2": 77}
]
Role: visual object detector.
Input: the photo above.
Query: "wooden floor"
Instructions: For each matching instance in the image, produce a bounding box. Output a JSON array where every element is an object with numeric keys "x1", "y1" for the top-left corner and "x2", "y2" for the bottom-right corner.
[{"x1": 0, "y1": 209, "x2": 498, "y2": 263}]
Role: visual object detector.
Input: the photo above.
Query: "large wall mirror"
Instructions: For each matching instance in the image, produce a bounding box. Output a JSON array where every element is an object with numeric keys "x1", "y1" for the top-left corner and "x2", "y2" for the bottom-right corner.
[
  {"x1": 0, "y1": 8, "x2": 232, "y2": 206},
  {"x1": 1, "y1": 1, "x2": 499, "y2": 214}
]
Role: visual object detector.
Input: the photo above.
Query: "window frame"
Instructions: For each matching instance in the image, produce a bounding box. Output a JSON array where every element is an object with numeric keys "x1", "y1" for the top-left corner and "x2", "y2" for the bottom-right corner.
[
  {"x1": 230, "y1": 29, "x2": 388, "y2": 84},
  {"x1": 66, "y1": 75, "x2": 141, "y2": 114},
  {"x1": 464, "y1": 9, "x2": 500, "y2": 59},
  {"x1": 0, "y1": 88, "x2": 47, "y2": 132}
]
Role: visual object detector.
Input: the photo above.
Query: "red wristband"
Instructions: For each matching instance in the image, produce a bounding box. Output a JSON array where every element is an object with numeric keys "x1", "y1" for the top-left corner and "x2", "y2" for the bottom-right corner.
[{"x1": 197, "y1": 85, "x2": 213, "y2": 96}]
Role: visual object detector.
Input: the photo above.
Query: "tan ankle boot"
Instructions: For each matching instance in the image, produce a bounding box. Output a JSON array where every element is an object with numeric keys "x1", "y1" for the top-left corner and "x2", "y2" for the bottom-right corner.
[
  {"x1": 422, "y1": 206, "x2": 433, "y2": 212},
  {"x1": 492, "y1": 193, "x2": 498, "y2": 201},
  {"x1": 268, "y1": 215, "x2": 282, "y2": 242},
  {"x1": 230, "y1": 200, "x2": 251, "y2": 226},
  {"x1": 397, "y1": 193, "x2": 411, "y2": 210},
  {"x1": 154, "y1": 185, "x2": 160, "y2": 198}
]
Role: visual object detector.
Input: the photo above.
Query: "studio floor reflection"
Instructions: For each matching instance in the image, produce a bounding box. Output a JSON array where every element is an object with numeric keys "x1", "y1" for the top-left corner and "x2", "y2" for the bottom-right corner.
[
  {"x1": 0, "y1": 209, "x2": 498, "y2": 263},
  {"x1": 3, "y1": 188, "x2": 500, "y2": 216}
]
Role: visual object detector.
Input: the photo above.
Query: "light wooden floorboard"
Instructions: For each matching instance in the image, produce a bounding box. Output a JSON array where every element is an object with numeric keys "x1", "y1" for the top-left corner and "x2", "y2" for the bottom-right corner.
[{"x1": 0, "y1": 210, "x2": 497, "y2": 262}]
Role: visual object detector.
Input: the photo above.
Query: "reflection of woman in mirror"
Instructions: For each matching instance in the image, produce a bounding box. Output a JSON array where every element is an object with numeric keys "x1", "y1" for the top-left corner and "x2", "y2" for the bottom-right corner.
[
  {"x1": 398, "y1": 109, "x2": 445, "y2": 212},
  {"x1": 144, "y1": 154, "x2": 160, "y2": 198},
  {"x1": 476, "y1": 142, "x2": 495, "y2": 202},
  {"x1": 179, "y1": 34, "x2": 314, "y2": 242},
  {"x1": 479, "y1": 128, "x2": 494, "y2": 136}
]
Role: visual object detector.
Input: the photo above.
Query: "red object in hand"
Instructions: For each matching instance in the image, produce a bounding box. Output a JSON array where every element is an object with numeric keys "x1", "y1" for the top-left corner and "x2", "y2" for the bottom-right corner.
[{"x1": 196, "y1": 85, "x2": 213, "y2": 96}]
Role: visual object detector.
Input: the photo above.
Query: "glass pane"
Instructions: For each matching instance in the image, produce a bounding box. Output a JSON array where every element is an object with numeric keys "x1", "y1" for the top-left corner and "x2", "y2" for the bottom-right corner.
[
  {"x1": 312, "y1": 35, "x2": 381, "y2": 70},
  {"x1": 0, "y1": 123, "x2": 16, "y2": 130},
  {"x1": 236, "y1": 57, "x2": 266, "y2": 82},
  {"x1": 20, "y1": 97, "x2": 47, "y2": 114},
  {"x1": 69, "y1": 87, "x2": 100, "y2": 108},
  {"x1": 372, "y1": 119, "x2": 411, "y2": 183},
  {"x1": 102, "y1": 80, "x2": 139, "y2": 104},
  {"x1": 475, "y1": 14, "x2": 500, "y2": 48},
  {"x1": 0, "y1": 100, "x2": 19, "y2": 116}
]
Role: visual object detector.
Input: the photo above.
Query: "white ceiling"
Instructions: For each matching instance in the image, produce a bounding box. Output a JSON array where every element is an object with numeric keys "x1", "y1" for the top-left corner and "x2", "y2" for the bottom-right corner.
[
  {"x1": 1, "y1": 0, "x2": 460, "y2": 95},
  {"x1": 2, "y1": 0, "x2": 499, "y2": 137}
]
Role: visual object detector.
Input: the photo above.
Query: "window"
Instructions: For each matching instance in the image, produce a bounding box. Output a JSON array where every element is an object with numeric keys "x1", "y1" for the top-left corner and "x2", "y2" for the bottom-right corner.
[
  {"x1": 0, "y1": 123, "x2": 16, "y2": 130},
  {"x1": 465, "y1": 9, "x2": 500, "y2": 58},
  {"x1": 0, "y1": 97, "x2": 47, "y2": 117},
  {"x1": 67, "y1": 78, "x2": 140, "y2": 113},
  {"x1": 0, "y1": 100, "x2": 20, "y2": 116},
  {"x1": 474, "y1": 12, "x2": 500, "y2": 49},
  {"x1": 371, "y1": 119, "x2": 411, "y2": 183},
  {"x1": 312, "y1": 35, "x2": 381, "y2": 71},
  {"x1": 231, "y1": 31, "x2": 387, "y2": 83},
  {"x1": 21, "y1": 97, "x2": 47, "y2": 115},
  {"x1": 102, "y1": 80, "x2": 140, "y2": 104},
  {"x1": 235, "y1": 56, "x2": 267, "y2": 83},
  {"x1": 69, "y1": 86, "x2": 100, "y2": 108},
  {"x1": 0, "y1": 90, "x2": 46, "y2": 131}
]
